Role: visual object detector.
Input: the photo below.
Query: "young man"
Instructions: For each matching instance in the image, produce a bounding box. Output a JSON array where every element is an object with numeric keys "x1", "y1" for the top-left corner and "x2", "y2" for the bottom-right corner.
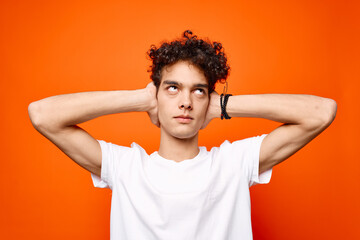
[{"x1": 28, "y1": 30, "x2": 337, "y2": 240}]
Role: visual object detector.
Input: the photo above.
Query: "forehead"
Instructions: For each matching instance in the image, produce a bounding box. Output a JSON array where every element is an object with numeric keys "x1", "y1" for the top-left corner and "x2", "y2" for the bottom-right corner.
[{"x1": 160, "y1": 61, "x2": 208, "y2": 86}]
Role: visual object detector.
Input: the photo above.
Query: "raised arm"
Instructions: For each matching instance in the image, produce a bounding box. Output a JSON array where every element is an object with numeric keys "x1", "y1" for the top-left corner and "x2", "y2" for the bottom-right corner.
[
  {"x1": 202, "y1": 92, "x2": 337, "y2": 174},
  {"x1": 28, "y1": 82, "x2": 158, "y2": 177}
]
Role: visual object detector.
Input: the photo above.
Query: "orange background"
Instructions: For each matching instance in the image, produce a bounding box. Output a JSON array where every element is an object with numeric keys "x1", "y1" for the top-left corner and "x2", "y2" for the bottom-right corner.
[{"x1": 1, "y1": 0, "x2": 359, "y2": 239}]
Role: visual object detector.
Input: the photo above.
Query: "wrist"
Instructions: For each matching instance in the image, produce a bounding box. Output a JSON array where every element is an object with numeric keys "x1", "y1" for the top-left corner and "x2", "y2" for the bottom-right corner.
[
  {"x1": 142, "y1": 85, "x2": 157, "y2": 113},
  {"x1": 124, "y1": 88, "x2": 151, "y2": 112},
  {"x1": 220, "y1": 93, "x2": 232, "y2": 120},
  {"x1": 209, "y1": 93, "x2": 221, "y2": 119}
]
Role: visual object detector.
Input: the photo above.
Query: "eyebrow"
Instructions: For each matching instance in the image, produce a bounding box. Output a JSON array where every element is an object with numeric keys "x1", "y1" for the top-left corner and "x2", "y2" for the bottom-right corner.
[{"x1": 163, "y1": 80, "x2": 209, "y2": 89}]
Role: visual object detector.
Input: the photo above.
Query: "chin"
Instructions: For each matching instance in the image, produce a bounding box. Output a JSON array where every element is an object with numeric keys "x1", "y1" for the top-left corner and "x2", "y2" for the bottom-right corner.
[
  {"x1": 173, "y1": 132, "x2": 198, "y2": 140},
  {"x1": 165, "y1": 126, "x2": 199, "y2": 140}
]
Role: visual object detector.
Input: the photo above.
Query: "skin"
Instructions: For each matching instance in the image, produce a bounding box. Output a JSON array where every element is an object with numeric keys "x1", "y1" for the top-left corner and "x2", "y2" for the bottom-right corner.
[
  {"x1": 28, "y1": 58, "x2": 337, "y2": 177},
  {"x1": 149, "y1": 60, "x2": 214, "y2": 162},
  {"x1": 145, "y1": 60, "x2": 337, "y2": 171}
]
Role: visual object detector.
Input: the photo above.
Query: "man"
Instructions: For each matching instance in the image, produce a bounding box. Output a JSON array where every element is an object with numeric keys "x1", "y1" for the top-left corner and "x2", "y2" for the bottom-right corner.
[{"x1": 28, "y1": 30, "x2": 337, "y2": 240}]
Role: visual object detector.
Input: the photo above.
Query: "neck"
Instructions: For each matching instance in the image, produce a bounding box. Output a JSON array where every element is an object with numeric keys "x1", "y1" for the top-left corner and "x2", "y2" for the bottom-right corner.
[{"x1": 158, "y1": 129, "x2": 200, "y2": 162}]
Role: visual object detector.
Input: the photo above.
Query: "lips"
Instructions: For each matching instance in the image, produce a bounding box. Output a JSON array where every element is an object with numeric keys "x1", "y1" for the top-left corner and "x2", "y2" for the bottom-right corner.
[
  {"x1": 175, "y1": 115, "x2": 193, "y2": 119},
  {"x1": 174, "y1": 115, "x2": 193, "y2": 123}
]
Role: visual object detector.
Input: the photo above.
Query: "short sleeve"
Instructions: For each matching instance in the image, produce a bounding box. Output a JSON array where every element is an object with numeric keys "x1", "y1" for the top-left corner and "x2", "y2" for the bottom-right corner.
[
  {"x1": 90, "y1": 140, "x2": 131, "y2": 190},
  {"x1": 229, "y1": 134, "x2": 273, "y2": 187},
  {"x1": 247, "y1": 134, "x2": 272, "y2": 187}
]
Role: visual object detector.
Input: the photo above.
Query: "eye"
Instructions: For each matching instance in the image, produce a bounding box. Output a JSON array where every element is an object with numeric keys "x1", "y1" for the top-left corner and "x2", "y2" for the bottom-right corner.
[
  {"x1": 194, "y1": 88, "x2": 206, "y2": 95},
  {"x1": 167, "y1": 86, "x2": 178, "y2": 93}
]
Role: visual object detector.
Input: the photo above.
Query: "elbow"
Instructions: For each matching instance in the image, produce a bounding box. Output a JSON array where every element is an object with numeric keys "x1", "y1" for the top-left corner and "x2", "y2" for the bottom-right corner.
[
  {"x1": 28, "y1": 100, "x2": 55, "y2": 134},
  {"x1": 322, "y1": 98, "x2": 337, "y2": 126},
  {"x1": 303, "y1": 98, "x2": 337, "y2": 131},
  {"x1": 28, "y1": 101, "x2": 46, "y2": 131},
  {"x1": 314, "y1": 98, "x2": 337, "y2": 130},
  {"x1": 28, "y1": 100, "x2": 67, "y2": 133}
]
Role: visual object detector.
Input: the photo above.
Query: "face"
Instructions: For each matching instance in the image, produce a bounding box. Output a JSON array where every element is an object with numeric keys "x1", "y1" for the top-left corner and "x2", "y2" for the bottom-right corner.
[{"x1": 157, "y1": 61, "x2": 209, "y2": 140}]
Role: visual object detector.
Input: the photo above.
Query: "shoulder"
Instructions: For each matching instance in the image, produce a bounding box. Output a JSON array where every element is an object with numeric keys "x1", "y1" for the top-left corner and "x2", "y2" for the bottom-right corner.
[
  {"x1": 209, "y1": 134, "x2": 268, "y2": 154},
  {"x1": 97, "y1": 140, "x2": 149, "y2": 157},
  {"x1": 231, "y1": 134, "x2": 267, "y2": 146},
  {"x1": 97, "y1": 140, "x2": 144, "y2": 149},
  {"x1": 229, "y1": 134, "x2": 267, "y2": 146}
]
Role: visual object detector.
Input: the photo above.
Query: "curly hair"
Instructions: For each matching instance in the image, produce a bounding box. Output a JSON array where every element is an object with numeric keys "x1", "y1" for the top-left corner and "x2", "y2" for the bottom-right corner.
[{"x1": 147, "y1": 30, "x2": 230, "y2": 93}]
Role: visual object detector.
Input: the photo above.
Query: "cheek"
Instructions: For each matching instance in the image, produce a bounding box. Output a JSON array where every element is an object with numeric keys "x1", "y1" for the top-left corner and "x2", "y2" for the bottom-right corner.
[
  {"x1": 157, "y1": 103, "x2": 166, "y2": 121},
  {"x1": 157, "y1": 94, "x2": 166, "y2": 111},
  {"x1": 200, "y1": 109, "x2": 207, "y2": 120},
  {"x1": 157, "y1": 97, "x2": 173, "y2": 121},
  {"x1": 197, "y1": 101, "x2": 209, "y2": 119}
]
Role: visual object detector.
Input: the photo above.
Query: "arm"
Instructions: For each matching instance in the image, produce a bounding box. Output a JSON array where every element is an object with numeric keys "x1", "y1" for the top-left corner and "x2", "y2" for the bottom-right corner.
[
  {"x1": 202, "y1": 92, "x2": 337, "y2": 174},
  {"x1": 28, "y1": 82, "x2": 158, "y2": 177}
]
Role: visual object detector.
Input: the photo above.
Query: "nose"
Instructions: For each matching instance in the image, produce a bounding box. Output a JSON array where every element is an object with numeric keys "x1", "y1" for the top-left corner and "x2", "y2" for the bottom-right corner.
[{"x1": 179, "y1": 92, "x2": 192, "y2": 110}]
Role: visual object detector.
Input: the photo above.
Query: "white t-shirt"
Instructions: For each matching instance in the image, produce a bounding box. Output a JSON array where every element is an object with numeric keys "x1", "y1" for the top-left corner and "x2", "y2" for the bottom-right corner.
[{"x1": 91, "y1": 134, "x2": 272, "y2": 240}]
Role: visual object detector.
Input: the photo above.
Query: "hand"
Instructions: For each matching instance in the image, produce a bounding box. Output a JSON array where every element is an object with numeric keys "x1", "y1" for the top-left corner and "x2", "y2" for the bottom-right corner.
[
  {"x1": 201, "y1": 91, "x2": 221, "y2": 129},
  {"x1": 145, "y1": 82, "x2": 160, "y2": 128}
]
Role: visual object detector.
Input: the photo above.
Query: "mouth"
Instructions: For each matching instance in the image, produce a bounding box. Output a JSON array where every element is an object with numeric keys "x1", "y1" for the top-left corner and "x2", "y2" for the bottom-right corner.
[{"x1": 174, "y1": 115, "x2": 193, "y2": 123}]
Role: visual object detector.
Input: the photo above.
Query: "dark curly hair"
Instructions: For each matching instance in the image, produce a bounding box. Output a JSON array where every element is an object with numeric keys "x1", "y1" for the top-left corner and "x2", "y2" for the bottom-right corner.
[{"x1": 147, "y1": 30, "x2": 230, "y2": 93}]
